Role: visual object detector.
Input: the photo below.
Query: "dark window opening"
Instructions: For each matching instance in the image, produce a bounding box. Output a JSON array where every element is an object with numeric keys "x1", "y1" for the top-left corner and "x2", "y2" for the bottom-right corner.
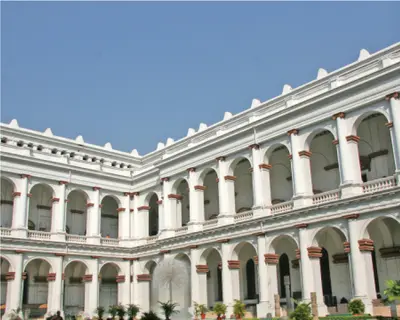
[
  {"x1": 246, "y1": 259, "x2": 256, "y2": 299},
  {"x1": 279, "y1": 254, "x2": 290, "y2": 298}
]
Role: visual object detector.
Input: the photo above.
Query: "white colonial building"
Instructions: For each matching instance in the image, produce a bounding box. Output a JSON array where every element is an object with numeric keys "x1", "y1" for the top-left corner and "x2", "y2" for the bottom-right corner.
[{"x1": 1, "y1": 42, "x2": 400, "y2": 319}]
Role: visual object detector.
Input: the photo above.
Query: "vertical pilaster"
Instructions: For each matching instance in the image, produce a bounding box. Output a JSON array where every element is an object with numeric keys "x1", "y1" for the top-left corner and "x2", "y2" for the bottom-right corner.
[
  {"x1": 256, "y1": 235, "x2": 271, "y2": 317},
  {"x1": 157, "y1": 198, "x2": 164, "y2": 235},
  {"x1": 136, "y1": 205, "x2": 150, "y2": 240},
  {"x1": 51, "y1": 256, "x2": 64, "y2": 315},
  {"x1": 221, "y1": 241, "x2": 235, "y2": 315},
  {"x1": 288, "y1": 130, "x2": 313, "y2": 208},
  {"x1": 188, "y1": 168, "x2": 205, "y2": 232},
  {"x1": 51, "y1": 181, "x2": 67, "y2": 241},
  {"x1": 249, "y1": 144, "x2": 267, "y2": 217},
  {"x1": 191, "y1": 247, "x2": 206, "y2": 308},
  {"x1": 134, "y1": 261, "x2": 151, "y2": 313},
  {"x1": 307, "y1": 247, "x2": 327, "y2": 315},
  {"x1": 12, "y1": 174, "x2": 30, "y2": 237},
  {"x1": 161, "y1": 178, "x2": 175, "y2": 237},
  {"x1": 88, "y1": 187, "x2": 101, "y2": 245},
  {"x1": 296, "y1": 224, "x2": 313, "y2": 303},
  {"x1": 217, "y1": 157, "x2": 235, "y2": 225},
  {"x1": 333, "y1": 112, "x2": 363, "y2": 197},
  {"x1": 118, "y1": 260, "x2": 131, "y2": 305},
  {"x1": 86, "y1": 258, "x2": 99, "y2": 317},
  {"x1": 119, "y1": 193, "x2": 132, "y2": 244},
  {"x1": 259, "y1": 164, "x2": 272, "y2": 210},
  {"x1": 386, "y1": 92, "x2": 400, "y2": 183},
  {"x1": 7, "y1": 253, "x2": 23, "y2": 313}
]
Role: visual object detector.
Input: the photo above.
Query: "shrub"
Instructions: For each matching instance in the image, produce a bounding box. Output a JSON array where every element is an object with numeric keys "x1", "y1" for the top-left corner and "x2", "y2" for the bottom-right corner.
[
  {"x1": 96, "y1": 307, "x2": 105, "y2": 320},
  {"x1": 158, "y1": 301, "x2": 179, "y2": 320},
  {"x1": 116, "y1": 304, "x2": 126, "y2": 319},
  {"x1": 141, "y1": 311, "x2": 161, "y2": 320},
  {"x1": 213, "y1": 302, "x2": 227, "y2": 317},
  {"x1": 383, "y1": 280, "x2": 400, "y2": 302},
  {"x1": 127, "y1": 304, "x2": 140, "y2": 320},
  {"x1": 233, "y1": 300, "x2": 246, "y2": 319},
  {"x1": 109, "y1": 305, "x2": 119, "y2": 320},
  {"x1": 348, "y1": 299, "x2": 365, "y2": 315},
  {"x1": 289, "y1": 302, "x2": 312, "y2": 320}
]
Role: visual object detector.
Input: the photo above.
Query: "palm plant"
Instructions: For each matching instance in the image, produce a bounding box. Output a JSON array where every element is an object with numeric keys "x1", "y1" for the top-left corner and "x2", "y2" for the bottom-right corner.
[
  {"x1": 96, "y1": 306, "x2": 105, "y2": 320},
  {"x1": 158, "y1": 301, "x2": 179, "y2": 320},
  {"x1": 127, "y1": 304, "x2": 140, "y2": 320},
  {"x1": 141, "y1": 311, "x2": 161, "y2": 320},
  {"x1": 108, "y1": 305, "x2": 119, "y2": 320},
  {"x1": 116, "y1": 304, "x2": 126, "y2": 319}
]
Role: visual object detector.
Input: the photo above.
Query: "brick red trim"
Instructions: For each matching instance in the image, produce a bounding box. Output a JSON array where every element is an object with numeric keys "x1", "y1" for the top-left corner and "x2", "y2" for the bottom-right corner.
[
  {"x1": 156, "y1": 200, "x2": 163, "y2": 205},
  {"x1": 15, "y1": 250, "x2": 27, "y2": 254},
  {"x1": 227, "y1": 260, "x2": 240, "y2": 269},
  {"x1": 298, "y1": 150, "x2": 312, "y2": 158},
  {"x1": 91, "y1": 256, "x2": 101, "y2": 259},
  {"x1": 22, "y1": 272, "x2": 27, "y2": 280},
  {"x1": 161, "y1": 177, "x2": 170, "y2": 182},
  {"x1": 358, "y1": 239, "x2": 374, "y2": 251},
  {"x1": 5, "y1": 272, "x2": 15, "y2": 281},
  {"x1": 47, "y1": 273, "x2": 56, "y2": 281},
  {"x1": 93, "y1": 186, "x2": 102, "y2": 191},
  {"x1": 248, "y1": 143, "x2": 260, "y2": 150},
  {"x1": 344, "y1": 241, "x2": 350, "y2": 253},
  {"x1": 346, "y1": 135, "x2": 360, "y2": 143},
  {"x1": 188, "y1": 244, "x2": 198, "y2": 249},
  {"x1": 116, "y1": 275, "x2": 126, "y2": 283},
  {"x1": 216, "y1": 239, "x2": 230, "y2": 243},
  {"x1": 224, "y1": 175, "x2": 236, "y2": 181},
  {"x1": 332, "y1": 139, "x2": 339, "y2": 145},
  {"x1": 343, "y1": 214, "x2": 360, "y2": 220},
  {"x1": 82, "y1": 274, "x2": 93, "y2": 282},
  {"x1": 117, "y1": 208, "x2": 126, "y2": 212},
  {"x1": 51, "y1": 197, "x2": 60, "y2": 203},
  {"x1": 216, "y1": 156, "x2": 226, "y2": 162},
  {"x1": 194, "y1": 185, "x2": 206, "y2": 191},
  {"x1": 259, "y1": 163, "x2": 272, "y2": 170},
  {"x1": 252, "y1": 232, "x2": 265, "y2": 237},
  {"x1": 287, "y1": 129, "x2": 299, "y2": 136},
  {"x1": 12, "y1": 192, "x2": 21, "y2": 197},
  {"x1": 59, "y1": 180, "x2": 69, "y2": 185},
  {"x1": 386, "y1": 122, "x2": 393, "y2": 128},
  {"x1": 20, "y1": 174, "x2": 32, "y2": 179},
  {"x1": 288, "y1": 154, "x2": 293, "y2": 160},
  {"x1": 385, "y1": 92, "x2": 399, "y2": 100},
  {"x1": 123, "y1": 257, "x2": 138, "y2": 261},
  {"x1": 216, "y1": 178, "x2": 220, "y2": 183},
  {"x1": 307, "y1": 246, "x2": 322, "y2": 258},
  {"x1": 264, "y1": 253, "x2": 279, "y2": 264},
  {"x1": 65, "y1": 199, "x2": 69, "y2": 203},
  {"x1": 86, "y1": 203, "x2": 94, "y2": 207},
  {"x1": 295, "y1": 223, "x2": 308, "y2": 229},
  {"x1": 295, "y1": 249, "x2": 300, "y2": 259},
  {"x1": 196, "y1": 264, "x2": 209, "y2": 273},
  {"x1": 187, "y1": 167, "x2": 196, "y2": 172},
  {"x1": 137, "y1": 274, "x2": 151, "y2": 281},
  {"x1": 54, "y1": 253, "x2": 66, "y2": 257},
  {"x1": 130, "y1": 209, "x2": 134, "y2": 213},
  {"x1": 98, "y1": 204, "x2": 103, "y2": 208},
  {"x1": 168, "y1": 194, "x2": 183, "y2": 200},
  {"x1": 332, "y1": 112, "x2": 345, "y2": 120},
  {"x1": 253, "y1": 256, "x2": 259, "y2": 265},
  {"x1": 27, "y1": 193, "x2": 32, "y2": 198},
  {"x1": 62, "y1": 273, "x2": 65, "y2": 280},
  {"x1": 249, "y1": 167, "x2": 254, "y2": 173},
  {"x1": 160, "y1": 249, "x2": 170, "y2": 254},
  {"x1": 137, "y1": 206, "x2": 150, "y2": 211}
]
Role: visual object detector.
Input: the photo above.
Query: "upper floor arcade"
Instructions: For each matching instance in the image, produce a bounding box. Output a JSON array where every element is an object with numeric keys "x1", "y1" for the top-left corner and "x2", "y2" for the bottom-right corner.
[{"x1": 1, "y1": 91, "x2": 400, "y2": 247}]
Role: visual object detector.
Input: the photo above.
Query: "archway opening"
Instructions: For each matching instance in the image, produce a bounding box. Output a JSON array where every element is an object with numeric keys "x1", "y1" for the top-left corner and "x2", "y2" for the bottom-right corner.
[
  {"x1": 176, "y1": 180, "x2": 190, "y2": 227},
  {"x1": 64, "y1": 261, "x2": 87, "y2": 315},
  {"x1": 23, "y1": 259, "x2": 52, "y2": 317},
  {"x1": 279, "y1": 254, "x2": 290, "y2": 299},
  {"x1": 99, "y1": 263, "x2": 119, "y2": 309},
  {"x1": 172, "y1": 254, "x2": 191, "y2": 316},
  {"x1": 203, "y1": 248, "x2": 222, "y2": 307},
  {"x1": 28, "y1": 184, "x2": 54, "y2": 232},
  {"x1": 267, "y1": 145, "x2": 293, "y2": 204},
  {"x1": 0, "y1": 178, "x2": 14, "y2": 228},
  {"x1": 0, "y1": 258, "x2": 11, "y2": 313},
  {"x1": 308, "y1": 131, "x2": 340, "y2": 194},
  {"x1": 148, "y1": 194, "x2": 159, "y2": 236},
  {"x1": 203, "y1": 170, "x2": 219, "y2": 220},
  {"x1": 232, "y1": 159, "x2": 253, "y2": 213},
  {"x1": 66, "y1": 190, "x2": 88, "y2": 235},
  {"x1": 100, "y1": 196, "x2": 119, "y2": 238},
  {"x1": 356, "y1": 113, "x2": 395, "y2": 182},
  {"x1": 234, "y1": 242, "x2": 258, "y2": 303}
]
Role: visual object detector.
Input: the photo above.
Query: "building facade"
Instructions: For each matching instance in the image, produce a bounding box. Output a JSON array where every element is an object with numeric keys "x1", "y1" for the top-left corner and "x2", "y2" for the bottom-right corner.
[{"x1": 1, "y1": 43, "x2": 400, "y2": 319}]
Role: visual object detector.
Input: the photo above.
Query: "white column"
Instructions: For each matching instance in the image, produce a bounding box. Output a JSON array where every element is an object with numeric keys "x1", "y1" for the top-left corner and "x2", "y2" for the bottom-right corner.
[
  {"x1": 386, "y1": 92, "x2": 400, "y2": 183},
  {"x1": 221, "y1": 242, "x2": 237, "y2": 315},
  {"x1": 250, "y1": 145, "x2": 264, "y2": 208},
  {"x1": 7, "y1": 253, "x2": 23, "y2": 313},
  {"x1": 87, "y1": 187, "x2": 101, "y2": 244},
  {"x1": 51, "y1": 182, "x2": 67, "y2": 241},
  {"x1": 191, "y1": 248, "x2": 206, "y2": 308},
  {"x1": 259, "y1": 164, "x2": 272, "y2": 210},
  {"x1": 119, "y1": 193, "x2": 131, "y2": 245},
  {"x1": 333, "y1": 112, "x2": 363, "y2": 197},
  {"x1": 157, "y1": 198, "x2": 164, "y2": 235},
  {"x1": 265, "y1": 257, "x2": 279, "y2": 316},
  {"x1": 188, "y1": 168, "x2": 205, "y2": 232},
  {"x1": 12, "y1": 174, "x2": 30, "y2": 237},
  {"x1": 133, "y1": 260, "x2": 151, "y2": 313},
  {"x1": 217, "y1": 157, "x2": 235, "y2": 225},
  {"x1": 308, "y1": 248, "x2": 327, "y2": 315},
  {"x1": 288, "y1": 131, "x2": 313, "y2": 208},
  {"x1": 161, "y1": 178, "x2": 175, "y2": 237},
  {"x1": 50, "y1": 256, "x2": 64, "y2": 315},
  {"x1": 257, "y1": 235, "x2": 274, "y2": 317},
  {"x1": 118, "y1": 260, "x2": 131, "y2": 305},
  {"x1": 136, "y1": 206, "x2": 149, "y2": 240},
  {"x1": 86, "y1": 258, "x2": 99, "y2": 317},
  {"x1": 297, "y1": 225, "x2": 313, "y2": 302},
  {"x1": 346, "y1": 216, "x2": 375, "y2": 314}
]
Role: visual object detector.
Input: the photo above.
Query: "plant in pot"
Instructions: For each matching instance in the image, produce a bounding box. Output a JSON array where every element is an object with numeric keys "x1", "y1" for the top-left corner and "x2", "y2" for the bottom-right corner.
[
  {"x1": 289, "y1": 302, "x2": 312, "y2": 320},
  {"x1": 116, "y1": 304, "x2": 126, "y2": 320},
  {"x1": 193, "y1": 302, "x2": 201, "y2": 320},
  {"x1": 96, "y1": 306, "x2": 105, "y2": 320},
  {"x1": 213, "y1": 303, "x2": 227, "y2": 320},
  {"x1": 383, "y1": 280, "x2": 400, "y2": 317},
  {"x1": 348, "y1": 299, "x2": 365, "y2": 316},
  {"x1": 108, "y1": 305, "x2": 119, "y2": 320},
  {"x1": 127, "y1": 304, "x2": 140, "y2": 320},
  {"x1": 158, "y1": 301, "x2": 179, "y2": 320},
  {"x1": 233, "y1": 300, "x2": 246, "y2": 320},
  {"x1": 141, "y1": 311, "x2": 161, "y2": 320}
]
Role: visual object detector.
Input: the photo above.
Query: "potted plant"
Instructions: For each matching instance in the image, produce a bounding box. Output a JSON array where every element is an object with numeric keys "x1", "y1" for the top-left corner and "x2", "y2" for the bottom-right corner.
[
  {"x1": 116, "y1": 304, "x2": 126, "y2": 320},
  {"x1": 289, "y1": 302, "x2": 312, "y2": 320},
  {"x1": 213, "y1": 303, "x2": 227, "y2": 320},
  {"x1": 348, "y1": 299, "x2": 365, "y2": 316},
  {"x1": 233, "y1": 300, "x2": 245, "y2": 320},
  {"x1": 383, "y1": 280, "x2": 400, "y2": 317},
  {"x1": 127, "y1": 304, "x2": 140, "y2": 320},
  {"x1": 199, "y1": 304, "x2": 207, "y2": 319},
  {"x1": 96, "y1": 307, "x2": 105, "y2": 320},
  {"x1": 193, "y1": 302, "x2": 201, "y2": 320},
  {"x1": 158, "y1": 301, "x2": 179, "y2": 320},
  {"x1": 108, "y1": 305, "x2": 119, "y2": 320},
  {"x1": 141, "y1": 311, "x2": 161, "y2": 320}
]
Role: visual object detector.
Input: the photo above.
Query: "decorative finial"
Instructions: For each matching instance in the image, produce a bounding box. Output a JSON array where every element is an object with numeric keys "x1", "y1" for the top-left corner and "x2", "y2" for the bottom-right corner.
[
  {"x1": 75, "y1": 135, "x2": 84, "y2": 144},
  {"x1": 131, "y1": 149, "x2": 139, "y2": 157},
  {"x1": 198, "y1": 123, "x2": 207, "y2": 132},
  {"x1": 317, "y1": 68, "x2": 328, "y2": 80},
  {"x1": 9, "y1": 119, "x2": 19, "y2": 128},
  {"x1": 104, "y1": 142, "x2": 113, "y2": 150},
  {"x1": 157, "y1": 142, "x2": 165, "y2": 150},
  {"x1": 282, "y1": 84, "x2": 292, "y2": 95},
  {"x1": 223, "y1": 112, "x2": 233, "y2": 120},
  {"x1": 166, "y1": 138, "x2": 174, "y2": 146},
  {"x1": 250, "y1": 99, "x2": 261, "y2": 108},
  {"x1": 187, "y1": 128, "x2": 196, "y2": 137},
  {"x1": 43, "y1": 128, "x2": 53, "y2": 136},
  {"x1": 358, "y1": 49, "x2": 370, "y2": 61}
]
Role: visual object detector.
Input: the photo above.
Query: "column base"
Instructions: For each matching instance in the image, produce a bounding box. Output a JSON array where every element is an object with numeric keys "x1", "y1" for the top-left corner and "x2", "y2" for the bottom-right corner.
[
  {"x1": 256, "y1": 301, "x2": 275, "y2": 318},
  {"x1": 253, "y1": 206, "x2": 269, "y2": 217},
  {"x1": 51, "y1": 232, "x2": 66, "y2": 242},
  {"x1": 317, "y1": 303, "x2": 328, "y2": 317},
  {"x1": 292, "y1": 195, "x2": 313, "y2": 209},
  {"x1": 340, "y1": 182, "x2": 363, "y2": 199},
  {"x1": 11, "y1": 228, "x2": 27, "y2": 238},
  {"x1": 87, "y1": 235, "x2": 101, "y2": 245}
]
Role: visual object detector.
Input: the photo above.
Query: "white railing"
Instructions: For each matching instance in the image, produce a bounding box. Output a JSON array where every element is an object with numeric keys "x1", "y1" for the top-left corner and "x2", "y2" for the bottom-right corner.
[
  {"x1": 100, "y1": 237, "x2": 119, "y2": 246},
  {"x1": 27, "y1": 230, "x2": 51, "y2": 240},
  {"x1": 66, "y1": 234, "x2": 87, "y2": 243},
  {"x1": 146, "y1": 235, "x2": 158, "y2": 244},
  {"x1": 271, "y1": 201, "x2": 293, "y2": 214},
  {"x1": 175, "y1": 226, "x2": 188, "y2": 236},
  {"x1": 203, "y1": 219, "x2": 218, "y2": 229},
  {"x1": 363, "y1": 176, "x2": 397, "y2": 194},
  {"x1": 234, "y1": 210, "x2": 253, "y2": 222},
  {"x1": 0, "y1": 228, "x2": 12, "y2": 236},
  {"x1": 312, "y1": 189, "x2": 340, "y2": 205}
]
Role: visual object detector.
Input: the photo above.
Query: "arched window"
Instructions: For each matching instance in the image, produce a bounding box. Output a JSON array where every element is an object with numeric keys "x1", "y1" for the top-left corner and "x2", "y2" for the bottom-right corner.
[
  {"x1": 246, "y1": 259, "x2": 256, "y2": 299},
  {"x1": 279, "y1": 254, "x2": 290, "y2": 298},
  {"x1": 320, "y1": 248, "x2": 332, "y2": 301}
]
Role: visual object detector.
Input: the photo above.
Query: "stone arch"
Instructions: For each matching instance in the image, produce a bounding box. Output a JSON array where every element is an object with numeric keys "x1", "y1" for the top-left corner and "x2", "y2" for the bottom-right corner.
[
  {"x1": 66, "y1": 189, "x2": 89, "y2": 235},
  {"x1": 201, "y1": 169, "x2": 220, "y2": 220},
  {"x1": 100, "y1": 194, "x2": 121, "y2": 207},
  {"x1": 311, "y1": 226, "x2": 348, "y2": 248},
  {"x1": 144, "y1": 260, "x2": 157, "y2": 274},
  {"x1": 263, "y1": 141, "x2": 291, "y2": 164},
  {"x1": 1, "y1": 176, "x2": 16, "y2": 191},
  {"x1": 171, "y1": 177, "x2": 190, "y2": 194},
  {"x1": 99, "y1": 262, "x2": 120, "y2": 309},
  {"x1": 304, "y1": 127, "x2": 337, "y2": 151},
  {"x1": 0, "y1": 256, "x2": 11, "y2": 308},
  {"x1": 228, "y1": 157, "x2": 253, "y2": 213},
  {"x1": 199, "y1": 247, "x2": 222, "y2": 265},
  {"x1": 198, "y1": 167, "x2": 219, "y2": 185},
  {"x1": 227, "y1": 155, "x2": 253, "y2": 176},
  {"x1": 100, "y1": 196, "x2": 119, "y2": 238},
  {"x1": 172, "y1": 252, "x2": 191, "y2": 262},
  {"x1": 351, "y1": 109, "x2": 391, "y2": 135},
  {"x1": 99, "y1": 261, "x2": 122, "y2": 274},
  {"x1": 172, "y1": 178, "x2": 190, "y2": 227},
  {"x1": 65, "y1": 188, "x2": 90, "y2": 201},
  {"x1": 1, "y1": 178, "x2": 15, "y2": 228},
  {"x1": 0, "y1": 255, "x2": 14, "y2": 272},
  {"x1": 144, "y1": 191, "x2": 159, "y2": 206},
  {"x1": 199, "y1": 247, "x2": 223, "y2": 307},
  {"x1": 63, "y1": 259, "x2": 90, "y2": 274},
  {"x1": 231, "y1": 241, "x2": 258, "y2": 260},
  {"x1": 23, "y1": 257, "x2": 54, "y2": 272},
  {"x1": 28, "y1": 184, "x2": 55, "y2": 232},
  {"x1": 267, "y1": 233, "x2": 299, "y2": 253},
  {"x1": 64, "y1": 261, "x2": 89, "y2": 315}
]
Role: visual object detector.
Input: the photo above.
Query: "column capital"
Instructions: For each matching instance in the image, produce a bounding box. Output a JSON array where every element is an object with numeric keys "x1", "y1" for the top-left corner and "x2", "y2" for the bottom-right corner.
[
  {"x1": 20, "y1": 174, "x2": 32, "y2": 179},
  {"x1": 259, "y1": 163, "x2": 272, "y2": 170},
  {"x1": 385, "y1": 122, "x2": 393, "y2": 128},
  {"x1": 187, "y1": 167, "x2": 196, "y2": 172},
  {"x1": 224, "y1": 175, "x2": 236, "y2": 181},
  {"x1": 248, "y1": 143, "x2": 260, "y2": 150},
  {"x1": 287, "y1": 129, "x2": 299, "y2": 136},
  {"x1": 385, "y1": 92, "x2": 399, "y2": 100},
  {"x1": 264, "y1": 253, "x2": 279, "y2": 264},
  {"x1": 82, "y1": 274, "x2": 93, "y2": 282},
  {"x1": 332, "y1": 112, "x2": 346, "y2": 120},
  {"x1": 307, "y1": 246, "x2": 322, "y2": 258},
  {"x1": 93, "y1": 186, "x2": 102, "y2": 191},
  {"x1": 47, "y1": 273, "x2": 57, "y2": 281},
  {"x1": 194, "y1": 185, "x2": 206, "y2": 191},
  {"x1": 51, "y1": 197, "x2": 60, "y2": 203},
  {"x1": 156, "y1": 200, "x2": 163, "y2": 205},
  {"x1": 86, "y1": 202, "x2": 94, "y2": 207},
  {"x1": 344, "y1": 241, "x2": 350, "y2": 253},
  {"x1": 117, "y1": 207, "x2": 126, "y2": 212},
  {"x1": 346, "y1": 135, "x2": 360, "y2": 143},
  {"x1": 159, "y1": 249, "x2": 170, "y2": 254},
  {"x1": 196, "y1": 264, "x2": 209, "y2": 273},
  {"x1": 332, "y1": 139, "x2": 339, "y2": 145},
  {"x1": 295, "y1": 223, "x2": 309, "y2": 229},
  {"x1": 343, "y1": 213, "x2": 360, "y2": 220},
  {"x1": 116, "y1": 275, "x2": 126, "y2": 283},
  {"x1": 12, "y1": 192, "x2": 21, "y2": 197},
  {"x1": 5, "y1": 272, "x2": 15, "y2": 280},
  {"x1": 137, "y1": 274, "x2": 151, "y2": 281},
  {"x1": 227, "y1": 260, "x2": 240, "y2": 269},
  {"x1": 216, "y1": 238, "x2": 230, "y2": 243},
  {"x1": 295, "y1": 249, "x2": 301, "y2": 259},
  {"x1": 187, "y1": 244, "x2": 198, "y2": 249},
  {"x1": 358, "y1": 239, "x2": 374, "y2": 251},
  {"x1": 216, "y1": 156, "x2": 226, "y2": 162},
  {"x1": 168, "y1": 193, "x2": 182, "y2": 200},
  {"x1": 298, "y1": 150, "x2": 312, "y2": 158},
  {"x1": 137, "y1": 206, "x2": 150, "y2": 211},
  {"x1": 59, "y1": 180, "x2": 69, "y2": 185},
  {"x1": 130, "y1": 209, "x2": 134, "y2": 212}
]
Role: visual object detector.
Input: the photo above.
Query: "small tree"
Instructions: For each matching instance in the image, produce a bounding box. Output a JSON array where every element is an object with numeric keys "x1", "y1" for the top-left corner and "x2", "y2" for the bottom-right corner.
[
  {"x1": 158, "y1": 301, "x2": 179, "y2": 320},
  {"x1": 194, "y1": 302, "x2": 207, "y2": 319},
  {"x1": 289, "y1": 302, "x2": 312, "y2": 320},
  {"x1": 213, "y1": 303, "x2": 227, "y2": 320},
  {"x1": 141, "y1": 311, "x2": 161, "y2": 320},
  {"x1": 116, "y1": 304, "x2": 126, "y2": 319},
  {"x1": 348, "y1": 299, "x2": 365, "y2": 315},
  {"x1": 383, "y1": 280, "x2": 400, "y2": 317},
  {"x1": 96, "y1": 306, "x2": 105, "y2": 320},
  {"x1": 127, "y1": 304, "x2": 140, "y2": 320},
  {"x1": 233, "y1": 300, "x2": 246, "y2": 320},
  {"x1": 108, "y1": 305, "x2": 119, "y2": 320}
]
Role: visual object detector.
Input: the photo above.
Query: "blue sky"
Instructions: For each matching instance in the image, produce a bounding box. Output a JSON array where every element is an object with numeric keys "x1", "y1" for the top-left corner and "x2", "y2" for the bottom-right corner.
[{"x1": 1, "y1": 2, "x2": 399, "y2": 155}]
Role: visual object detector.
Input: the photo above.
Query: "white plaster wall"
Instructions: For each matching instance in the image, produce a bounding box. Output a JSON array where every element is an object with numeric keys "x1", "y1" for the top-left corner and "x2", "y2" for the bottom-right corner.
[
  {"x1": 66, "y1": 191, "x2": 87, "y2": 235},
  {"x1": 28, "y1": 184, "x2": 53, "y2": 231},
  {"x1": 177, "y1": 181, "x2": 190, "y2": 226},
  {"x1": 203, "y1": 171, "x2": 219, "y2": 220}
]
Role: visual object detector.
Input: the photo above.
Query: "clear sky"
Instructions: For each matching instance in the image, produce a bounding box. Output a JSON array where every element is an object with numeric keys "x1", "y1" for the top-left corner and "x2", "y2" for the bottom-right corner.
[{"x1": 1, "y1": 2, "x2": 399, "y2": 155}]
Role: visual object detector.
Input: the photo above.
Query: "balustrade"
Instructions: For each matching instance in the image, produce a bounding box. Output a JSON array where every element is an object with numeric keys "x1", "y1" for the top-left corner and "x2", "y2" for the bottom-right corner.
[
  {"x1": 0, "y1": 228, "x2": 11, "y2": 236},
  {"x1": 100, "y1": 237, "x2": 119, "y2": 246},
  {"x1": 175, "y1": 226, "x2": 188, "y2": 236},
  {"x1": 66, "y1": 234, "x2": 87, "y2": 243},
  {"x1": 271, "y1": 201, "x2": 293, "y2": 214},
  {"x1": 27, "y1": 230, "x2": 51, "y2": 240},
  {"x1": 234, "y1": 210, "x2": 253, "y2": 222},
  {"x1": 362, "y1": 176, "x2": 396, "y2": 194},
  {"x1": 312, "y1": 189, "x2": 340, "y2": 205},
  {"x1": 203, "y1": 219, "x2": 218, "y2": 229}
]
